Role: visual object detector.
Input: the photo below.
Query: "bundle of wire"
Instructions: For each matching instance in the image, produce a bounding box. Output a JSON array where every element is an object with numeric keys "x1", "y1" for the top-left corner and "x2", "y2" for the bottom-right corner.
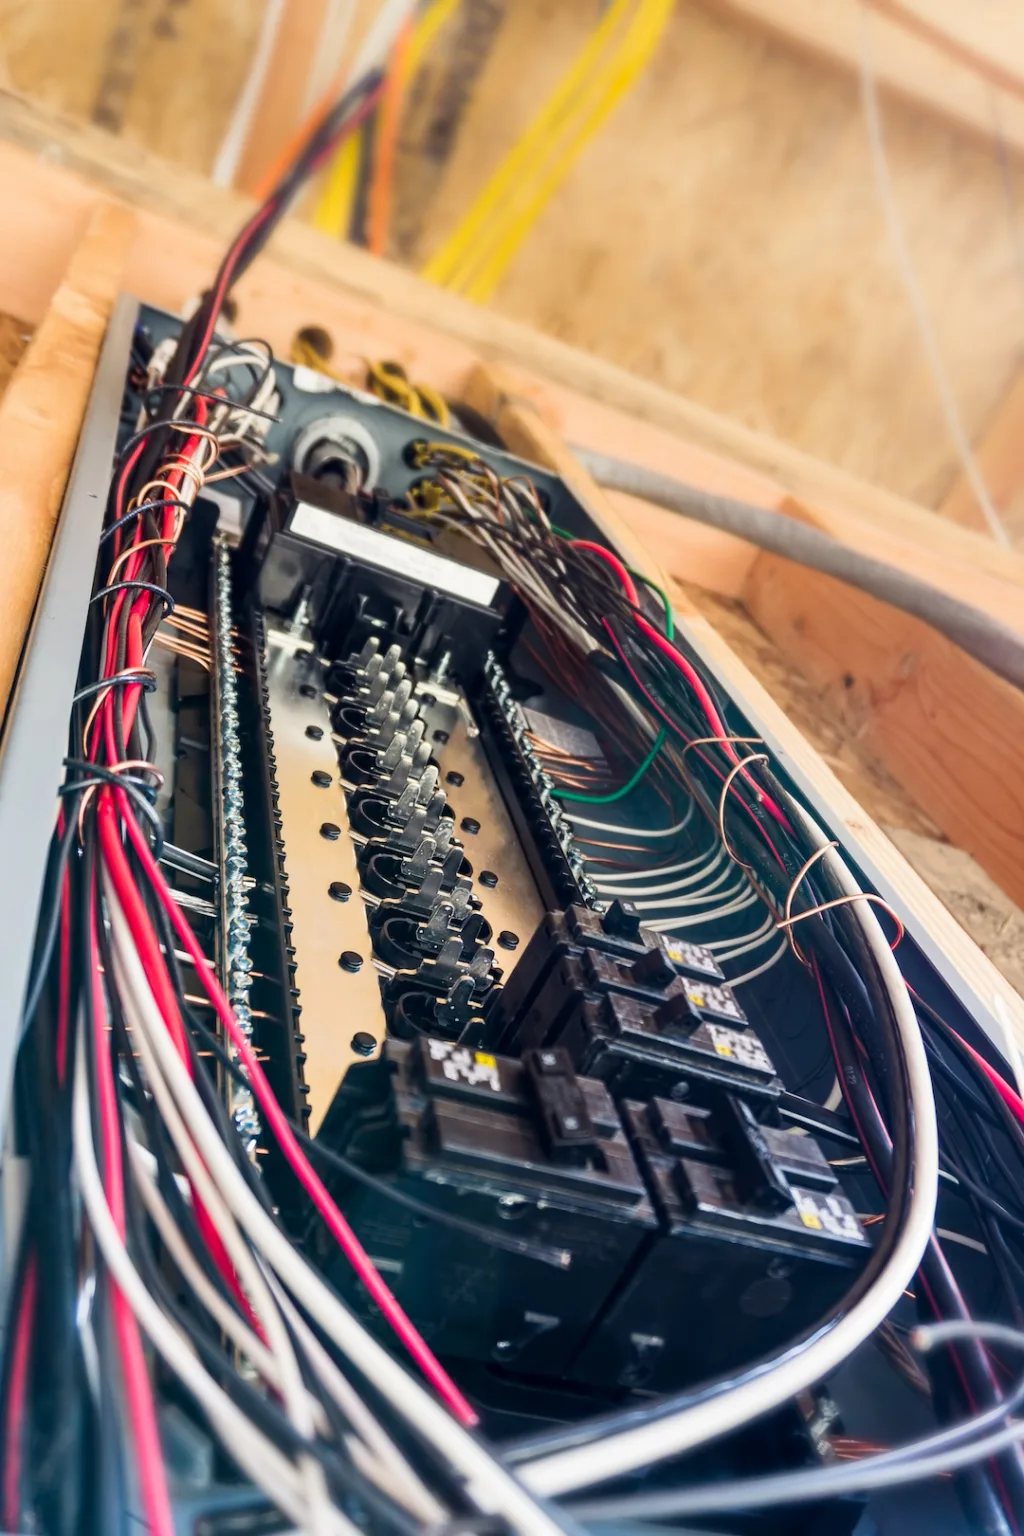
[
  {"x1": 1, "y1": 66, "x2": 1022, "y2": 1536},
  {"x1": 0, "y1": 74, "x2": 578, "y2": 1536},
  {"x1": 401, "y1": 445, "x2": 1024, "y2": 1531}
]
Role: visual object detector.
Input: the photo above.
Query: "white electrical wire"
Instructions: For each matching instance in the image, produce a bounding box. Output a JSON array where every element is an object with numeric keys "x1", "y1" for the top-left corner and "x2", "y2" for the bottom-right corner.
[
  {"x1": 595, "y1": 842, "x2": 729, "y2": 897},
  {"x1": 210, "y1": 0, "x2": 288, "y2": 187},
  {"x1": 645, "y1": 887, "x2": 761, "y2": 931},
  {"x1": 263, "y1": 1273, "x2": 448, "y2": 1527},
  {"x1": 104, "y1": 883, "x2": 571, "y2": 1536},
  {"x1": 72, "y1": 1015, "x2": 358, "y2": 1534},
  {"x1": 518, "y1": 803, "x2": 939, "y2": 1498},
  {"x1": 858, "y1": 5, "x2": 1009, "y2": 547},
  {"x1": 127, "y1": 1051, "x2": 444, "y2": 1524},
  {"x1": 108, "y1": 890, "x2": 335, "y2": 1536},
  {"x1": 623, "y1": 860, "x2": 743, "y2": 912},
  {"x1": 300, "y1": 0, "x2": 359, "y2": 119},
  {"x1": 722, "y1": 938, "x2": 790, "y2": 986},
  {"x1": 706, "y1": 911, "x2": 777, "y2": 956},
  {"x1": 565, "y1": 805, "x2": 696, "y2": 838}
]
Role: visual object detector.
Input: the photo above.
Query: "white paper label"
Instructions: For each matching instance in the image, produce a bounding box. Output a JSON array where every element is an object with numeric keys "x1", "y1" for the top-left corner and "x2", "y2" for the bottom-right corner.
[{"x1": 290, "y1": 502, "x2": 500, "y2": 608}]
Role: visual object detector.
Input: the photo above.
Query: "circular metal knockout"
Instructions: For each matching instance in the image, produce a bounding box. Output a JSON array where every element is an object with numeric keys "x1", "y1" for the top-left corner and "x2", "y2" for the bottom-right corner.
[{"x1": 290, "y1": 413, "x2": 382, "y2": 491}]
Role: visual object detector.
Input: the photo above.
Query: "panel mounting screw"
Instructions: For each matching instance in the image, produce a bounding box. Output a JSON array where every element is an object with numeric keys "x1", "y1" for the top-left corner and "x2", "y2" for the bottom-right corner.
[
  {"x1": 305, "y1": 725, "x2": 323, "y2": 740},
  {"x1": 446, "y1": 770, "x2": 464, "y2": 786},
  {"x1": 328, "y1": 881, "x2": 351, "y2": 902},
  {"x1": 338, "y1": 950, "x2": 363, "y2": 972},
  {"x1": 320, "y1": 822, "x2": 341, "y2": 840},
  {"x1": 351, "y1": 1031, "x2": 376, "y2": 1055},
  {"x1": 498, "y1": 930, "x2": 519, "y2": 950},
  {"x1": 311, "y1": 770, "x2": 332, "y2": 787},
  {"x1": 460, "y1": 816, "x2": 480, "y2": 834}
]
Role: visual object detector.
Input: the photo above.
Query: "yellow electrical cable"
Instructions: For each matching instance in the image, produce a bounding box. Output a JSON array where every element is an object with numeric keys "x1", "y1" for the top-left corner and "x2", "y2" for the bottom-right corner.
[
  {"x1": 445, "y1": 0, "x2": 661, "y2": 298},
  {"x1": 423, "y1": 0, "x2": 637, "y2": 288},
  {"x1": 462, "y1": 0, "x2": 674, "y2": 302},
  {"x1": 405, "y1": 0, "x2": 462, "y2": 79},
  {"x1": 312, "y1": 0, "x2": 464, "y2": 240},
  {"x1": 312, "y1": 131, "x2": 362, "y2": 238}
]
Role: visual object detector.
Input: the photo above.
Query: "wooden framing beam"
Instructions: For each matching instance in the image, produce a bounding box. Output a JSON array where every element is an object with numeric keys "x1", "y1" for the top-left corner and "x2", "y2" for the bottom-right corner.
[
  {"x1": 743, "y1": 548, "x2": 1024, "y2": 913},
  {"x1": 3, "y1": 85, "x2": 1024, "y2": 627},
  {"x1": 700, "y1": 0, "x2": 1024, "y2": 156},
  {"x1": 0, "y1": 201, "x2": 132, "y2": 724}
]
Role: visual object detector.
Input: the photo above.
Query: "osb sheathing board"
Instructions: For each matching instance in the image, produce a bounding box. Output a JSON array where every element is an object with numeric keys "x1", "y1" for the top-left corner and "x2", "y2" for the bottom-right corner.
[{"x1": 2, "y1": 0, "x2": 1024, "y2": 521}]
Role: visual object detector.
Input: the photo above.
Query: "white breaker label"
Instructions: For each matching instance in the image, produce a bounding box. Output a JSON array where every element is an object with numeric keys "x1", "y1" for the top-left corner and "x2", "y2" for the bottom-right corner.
[
  {"x1": 792, "y1": 1188, "x2": 867, "y2": 1244},
  {"x1": 427, "y1": 1039, "x2": 502, "y2": 1091},
  {"x1": 687, "y1": 982, "x2": 746, "y2": 1024},
  {"x1": 705, "y1": 1022, "x2": 775, "y2": 1075}
]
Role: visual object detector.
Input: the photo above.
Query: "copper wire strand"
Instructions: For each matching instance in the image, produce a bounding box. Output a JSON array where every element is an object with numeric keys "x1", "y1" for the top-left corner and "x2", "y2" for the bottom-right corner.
[
  {"x1": 775, "y1": 892, "x2": 905, "y2": 951},
  {"x1": 716, "y1": 754, "x2": 769, "y2": 871},
  {"x1": 160, "y1": 455, "x2": 207, "y2": 494},
  {"x1": 153, "y1": 633, "x2": 211, "y2": 671},
  {"x1": 779, "y1": 839, "x2": 841, "y2": 964},
  {"x1": 203, "y1": 462, "x2": 262, "y2": 484},
  {"x1": 681, "y1": 734, "x2": 764, "y2": 760},
  {"x1": 105, "y1": 536, "x2": 179, "y2": 585},
  {"x1": 81, "y1": 668, "x2": 157, "y2": 756},
  {"x1": 73, "y1": 757, "x2": 160, "y2": 840},
  {"x1": 162, "y1": 615, "x2": 212, "y2": 642},
  {"x1": 106, "y1": 758, "x2": 166, "y2": 790}
]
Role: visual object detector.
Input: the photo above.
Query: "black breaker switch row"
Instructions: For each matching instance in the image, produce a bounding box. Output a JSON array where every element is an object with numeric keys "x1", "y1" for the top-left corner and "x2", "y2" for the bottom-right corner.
[
  {"x1": 484, "y1": 901, "x2": 779, "y2": 1102},
  {"x1": 317, "y1": 1035, "x2": 867, "y2": 1393}
]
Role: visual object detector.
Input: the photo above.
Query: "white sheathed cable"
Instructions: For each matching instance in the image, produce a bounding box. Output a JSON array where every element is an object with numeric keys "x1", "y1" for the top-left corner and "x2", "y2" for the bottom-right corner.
[
  {"x1": 723, "y1": 938, "x2": 790, "y2": 986},
  {"x1": 518, "y1": 804, "x2": 938, "y2": 1497},
  {"x1": 108, "y1": 894, "x2": 336, "y2": 1536},
  {"x1": 72, "y1": 1016, "x2": 357, "y2": 1534},
  {"x1": 211, "y1": 0, "x2": 287, "y2": 187},
  {"x1": 566, "y1": 806, "x2": 695, "y2": 838},
  {"x1": 105, "y1": 876, "x2": 571, "y2": 1536}
]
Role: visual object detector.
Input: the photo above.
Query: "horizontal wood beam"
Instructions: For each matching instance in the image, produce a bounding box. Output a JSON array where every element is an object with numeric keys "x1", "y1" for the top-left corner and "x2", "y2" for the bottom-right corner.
[
  {"x1": 743, "y1": 547, "x2": 1024, "y2": 913},
  {"x1": 1, "y1": 83, "x2": 1021, "y2": 615},
  {"x1": 701, "y1": 0, "x2": 1024, "y2": 156},
  {"x1": 0, "y1": 200, "x2": 132, "y2": 725}
]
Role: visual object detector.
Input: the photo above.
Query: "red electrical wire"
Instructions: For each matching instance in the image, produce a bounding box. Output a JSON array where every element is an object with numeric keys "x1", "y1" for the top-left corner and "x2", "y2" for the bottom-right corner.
[
  {"x1": 120, "y1": 809, "x2": 479, "y2": 1428},
  {"x1": 2, "y1": 1247, "x2": 37, "y2": 1532},
  {"x1": 96, "y1": 794, "x2": 263, "y2": 1335},
  {"x1": 569, "y1": 540, "x2": 793, "y2": 833},
  {"x1": 813, "y1": 962, "x2": 1019, "y2": 1530},
  {"x1": 87, "y1": 881, "x2": 175, "y2": 1536},
  {"x1": 951, "y1": 1031, "x2": 1024, "y2": 1133}
]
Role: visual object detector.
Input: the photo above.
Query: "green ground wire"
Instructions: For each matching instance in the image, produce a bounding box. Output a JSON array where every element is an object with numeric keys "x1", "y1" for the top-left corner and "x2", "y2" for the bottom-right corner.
[{"x1": 554, "y1": 725, "x2": 667, "y2": 804}]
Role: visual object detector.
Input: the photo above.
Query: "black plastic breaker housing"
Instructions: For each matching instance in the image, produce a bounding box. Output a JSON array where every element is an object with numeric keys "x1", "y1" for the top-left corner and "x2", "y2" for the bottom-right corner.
[
  {"x1": 571, "y1": 1090, "x2": 870, "y2": 1394},
  {"x1": 316, "y1": 1033, "x2": 866, "y2": 1393},
  {"x1": 316, "y1": 1036, "x2": 656, "y2": 1377},
  {"x1": 487, "y1": 903, "x2": 781, "y2": 1102},
  {"x1": 250, "y1": 472, "x2": 508, "y2": 681}
]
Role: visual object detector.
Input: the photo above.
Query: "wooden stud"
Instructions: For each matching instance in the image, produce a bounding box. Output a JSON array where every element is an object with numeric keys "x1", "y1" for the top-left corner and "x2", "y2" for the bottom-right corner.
[
  {"x1": 0, "y1": 199, "x2": 133, "y2": 723},
  {"x1": 743, "y1": 547, "x2": 1024, "y2": 912},
  {"x1": 700, "y1": 0, "x2": 1024, "y2": 156}
]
